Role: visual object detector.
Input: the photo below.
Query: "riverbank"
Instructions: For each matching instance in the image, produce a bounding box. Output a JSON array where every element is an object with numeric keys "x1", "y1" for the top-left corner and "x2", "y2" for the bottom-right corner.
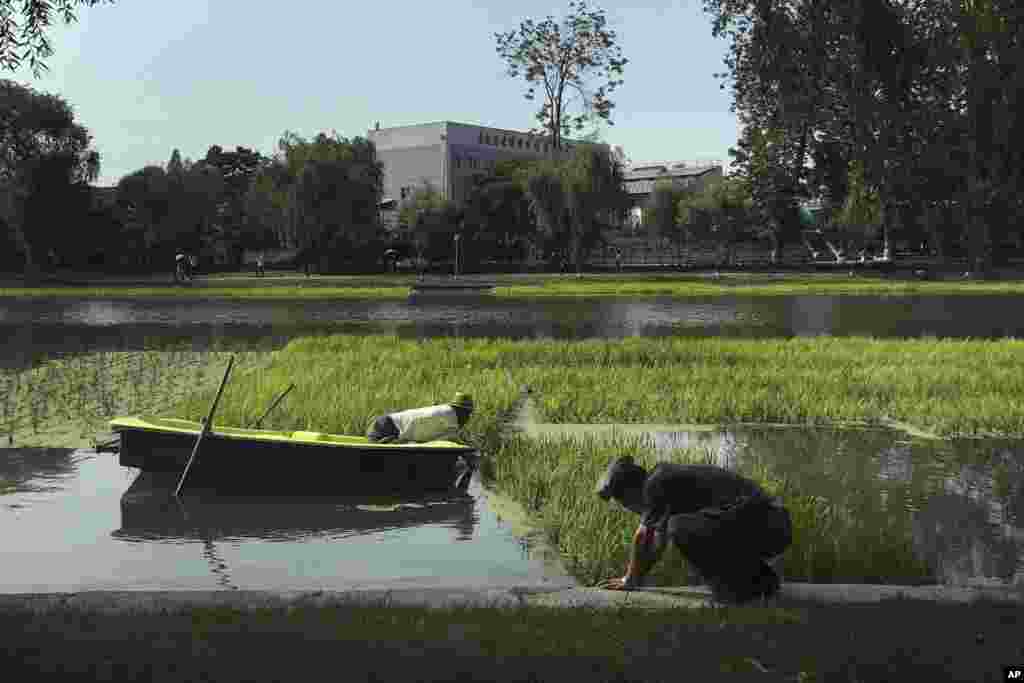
[
  {"x1": 5, "y1": 269, "x2": 1024, "y2": 299},
  {"x1": 1, "y1": 588, "x2": 1020, "y2": 682}
]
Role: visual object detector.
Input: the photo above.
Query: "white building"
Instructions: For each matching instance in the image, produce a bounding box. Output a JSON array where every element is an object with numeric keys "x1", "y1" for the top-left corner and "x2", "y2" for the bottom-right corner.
[{"x1": 367, "y1": 121, "x2": 598, "y2": 233}]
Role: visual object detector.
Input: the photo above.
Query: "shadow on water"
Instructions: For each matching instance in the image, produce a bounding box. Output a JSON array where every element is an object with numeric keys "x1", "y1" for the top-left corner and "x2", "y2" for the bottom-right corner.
[{"x1": 115, "y1": 471, "x2": 478, "y2": 544}]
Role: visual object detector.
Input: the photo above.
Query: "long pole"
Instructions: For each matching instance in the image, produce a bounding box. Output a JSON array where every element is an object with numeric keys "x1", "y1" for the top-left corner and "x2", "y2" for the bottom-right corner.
[
  {"x1": 175, "y1": 356, "x2": 234, "y2": 497},
  {"x1": 248, "y1": 383, "x2": 295, "y2": 429}
]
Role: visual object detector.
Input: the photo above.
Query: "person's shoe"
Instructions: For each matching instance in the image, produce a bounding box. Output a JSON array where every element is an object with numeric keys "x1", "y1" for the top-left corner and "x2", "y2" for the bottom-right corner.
[{"x1": 709, "y1": 565, "x2": 780, "y2": 605}]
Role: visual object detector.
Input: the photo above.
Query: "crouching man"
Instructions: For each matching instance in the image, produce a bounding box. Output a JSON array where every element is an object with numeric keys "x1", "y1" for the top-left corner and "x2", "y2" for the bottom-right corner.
[
  {"x1": 595, "y1": 456, "x2": 792, "y2": 604},
  {"x1": 367, "y1": 392, "x2": 474, "y2": 444}
]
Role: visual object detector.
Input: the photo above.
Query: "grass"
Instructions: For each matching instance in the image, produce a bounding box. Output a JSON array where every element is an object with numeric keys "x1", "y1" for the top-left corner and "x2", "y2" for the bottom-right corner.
[
  {"x1": 162, "y1": 333, "x2": 1022, "y2": 586},
  {"x1": 483, "y1": 432, "x2": 936, "y2": 587},
  {"x1": 0, "y1": 344, "x2": 274, "y2": 448},
  {"x1": 5, "y1": 270, "x2": 1024, "y2": 299},
  {"x1": 170, "y1": 334, "x2": 1024, "y2": 440},
  {"x1": 2, "y1": 598, "x2": 1020, "y2": 682}
]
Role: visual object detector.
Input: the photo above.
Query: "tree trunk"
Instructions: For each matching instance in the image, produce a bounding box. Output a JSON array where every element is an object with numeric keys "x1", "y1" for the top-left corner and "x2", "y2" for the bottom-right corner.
[{"x1": 966, "y1": 44, "x2": 992, "y2": 277}]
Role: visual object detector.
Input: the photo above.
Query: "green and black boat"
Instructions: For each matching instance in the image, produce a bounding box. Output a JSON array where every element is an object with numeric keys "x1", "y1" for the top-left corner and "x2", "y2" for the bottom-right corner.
[{"x1": 109, "y1": 416, "x2": 477, "y2": 494}]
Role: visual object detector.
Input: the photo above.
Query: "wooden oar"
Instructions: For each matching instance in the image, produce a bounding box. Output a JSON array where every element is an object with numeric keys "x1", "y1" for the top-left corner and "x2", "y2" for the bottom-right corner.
[
  {"x1": 175, "y1": 355, "x2": 235, "y2": 497},
  {"x1": 247, "y1": 383, "x2": 295, "y2": 429}
]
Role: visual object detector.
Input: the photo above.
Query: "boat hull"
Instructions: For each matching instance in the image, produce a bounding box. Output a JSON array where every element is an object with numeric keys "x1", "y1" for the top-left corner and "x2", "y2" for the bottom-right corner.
[{"x1": 112, "y1": 417, "x2": 477, "y2": 495}]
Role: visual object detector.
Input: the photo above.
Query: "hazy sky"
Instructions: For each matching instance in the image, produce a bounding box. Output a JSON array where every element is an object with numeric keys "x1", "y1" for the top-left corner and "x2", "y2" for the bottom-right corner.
[{"x1": 6, "y1": 0, "x2": 741, "y2": 187}]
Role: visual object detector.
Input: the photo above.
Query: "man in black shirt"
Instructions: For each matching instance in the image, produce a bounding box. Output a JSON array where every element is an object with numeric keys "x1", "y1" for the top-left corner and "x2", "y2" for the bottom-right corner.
[{"x1": 595, "y1": 456, "x2": 792, "y2": 604}]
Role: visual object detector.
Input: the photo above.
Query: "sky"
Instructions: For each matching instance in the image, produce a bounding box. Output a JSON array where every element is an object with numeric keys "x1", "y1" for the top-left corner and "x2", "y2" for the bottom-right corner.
[{"x1": 5, "y1": 0, "x2": 742, "y2": 188}]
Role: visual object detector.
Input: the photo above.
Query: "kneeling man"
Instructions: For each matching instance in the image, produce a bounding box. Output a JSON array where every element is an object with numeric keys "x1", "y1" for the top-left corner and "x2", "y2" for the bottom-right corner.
[
  {"x1": 367, "y1": 392, "x2": 474, "y2": 444},
  {"x1": 595, "y1": 456, "x2": 792, "y2": 604}
]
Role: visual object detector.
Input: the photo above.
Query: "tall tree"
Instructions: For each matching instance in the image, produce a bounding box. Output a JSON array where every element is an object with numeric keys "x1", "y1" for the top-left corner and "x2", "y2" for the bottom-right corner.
[
  {"x1": 495, "y1": 1, "x2": 628, "y2": 151},
  {"x1": 262, "y1": 130, "x2": 383, "y2": 257},
  {"x1": 0, "y1": 0, "x2": 115, "y2": 74},
  {"x1": 0, "y1": 79, "x2": 99, "y2": 281},
  {"x1": 525, "y1": 143, "x2": 627, "y2": 274}
]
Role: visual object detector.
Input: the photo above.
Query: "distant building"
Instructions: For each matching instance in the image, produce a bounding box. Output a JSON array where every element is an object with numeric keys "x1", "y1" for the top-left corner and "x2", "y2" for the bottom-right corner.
[
  {"x1": 623, "y1": 161, "x2": 724, "y2": 231},
  {"x1": 368, "y1": 121, "x2": 598, "y2": 236}
]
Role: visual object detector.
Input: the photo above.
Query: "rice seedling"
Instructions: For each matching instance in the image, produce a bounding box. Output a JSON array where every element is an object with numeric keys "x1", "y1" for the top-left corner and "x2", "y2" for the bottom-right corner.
[
  {"x1": 2, "y1": 345, "x2": 274, "y2": 448},
  {"x1": 160, "y1": 333, "x2": 1019, "y2": 585}
]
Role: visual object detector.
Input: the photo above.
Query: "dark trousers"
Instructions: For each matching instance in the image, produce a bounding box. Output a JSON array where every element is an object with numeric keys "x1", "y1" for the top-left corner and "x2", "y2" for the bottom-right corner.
[
  {"x1": 367, "y1": 415, "x2": 399, "y2": 443},
  {"x1": 667, "y1": 495, "x2": 793, "y2": 603}
]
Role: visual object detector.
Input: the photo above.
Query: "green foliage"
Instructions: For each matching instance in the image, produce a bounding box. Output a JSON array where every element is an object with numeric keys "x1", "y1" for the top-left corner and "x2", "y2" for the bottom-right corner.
[
  {"x1": 703, "y1": 0, "x2": 1024, "y2": 267},
  {"x1": 0, "y1": 79, "x2": 100, "y2": 277},
  {"x1": 397, "y1": 180, "x2": 462, "y2": 262},
  {"x1": 243, "y1": 131, "x2": 384, "y2": 267},
  {"x1": 495, "y1": 1, "x2": 628, "y2": 151},
  {"x1": 0, "y1": 1, "x2": 115, "y2": 74},
  {"x1": 524, "y1": 144, "x2": 628, "y2": 271}
]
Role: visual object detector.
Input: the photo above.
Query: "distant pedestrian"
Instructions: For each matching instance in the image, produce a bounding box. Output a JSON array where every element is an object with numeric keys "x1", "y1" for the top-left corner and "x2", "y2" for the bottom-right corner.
[
  {"x1": 175, "y1": 251, "x2": 186, "y2": 283},
  {"x1": 256, "y1": 253, "x2": 265, "y2": 277},
  {"x1": 615, "y1": 247, "x2": 623, "y2": 273},
  {"x1": 189, "y1": 254, "x2": 198, "y2": 278}
]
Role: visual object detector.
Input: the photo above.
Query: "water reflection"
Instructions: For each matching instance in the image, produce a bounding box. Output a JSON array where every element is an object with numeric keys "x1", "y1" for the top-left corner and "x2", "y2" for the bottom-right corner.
[
  {"x1": 0, "y1": 451, "x2": 571, "y2": 593},
  {"x1": 4, "y1": 295, "x2": 1024, "y2": 351},
  {"x1": 115, "y1": 471, "x2": 478, "y2": 544},
  {"x1": 0, "y1": 448, "x2": 77, "y2": 497}
]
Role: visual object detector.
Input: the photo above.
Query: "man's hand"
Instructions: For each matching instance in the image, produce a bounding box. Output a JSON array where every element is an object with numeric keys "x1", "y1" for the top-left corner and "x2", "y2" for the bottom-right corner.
[{"x1": 596, "y1": 575, "x2": 640, "y2": 591}]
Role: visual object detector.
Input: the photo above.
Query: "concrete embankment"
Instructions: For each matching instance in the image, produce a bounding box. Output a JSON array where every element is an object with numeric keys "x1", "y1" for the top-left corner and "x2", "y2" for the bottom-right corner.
[{"x1": 1, "y1": 582, "x2": 1022, "y2": 616}]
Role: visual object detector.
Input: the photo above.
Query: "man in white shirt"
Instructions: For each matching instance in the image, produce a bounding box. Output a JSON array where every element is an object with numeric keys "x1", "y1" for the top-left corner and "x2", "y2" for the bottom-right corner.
[{"x1": 367, "y1": 392, "x2": 474, "y2": 444}]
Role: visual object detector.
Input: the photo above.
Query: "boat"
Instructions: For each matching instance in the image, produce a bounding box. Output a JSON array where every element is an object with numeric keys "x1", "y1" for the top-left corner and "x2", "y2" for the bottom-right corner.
[{"x1": 109, "y1": 416, "x2": 478, "y2": 494}]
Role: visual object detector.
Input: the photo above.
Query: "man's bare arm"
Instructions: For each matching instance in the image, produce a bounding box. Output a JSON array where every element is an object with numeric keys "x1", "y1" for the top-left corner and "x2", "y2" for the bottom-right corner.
[{"x1": 598, "y1": 525, "x2": 666, "y2": 590}]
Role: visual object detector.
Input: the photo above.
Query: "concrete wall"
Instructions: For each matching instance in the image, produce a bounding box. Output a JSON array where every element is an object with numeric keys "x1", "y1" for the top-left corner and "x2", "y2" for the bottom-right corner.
[
  {"x1": 376, "y1": 145, "x2": 444, "y2": 204},
  {"x1": 370, "y1": 121, "x2": 602, "y2": 207}
]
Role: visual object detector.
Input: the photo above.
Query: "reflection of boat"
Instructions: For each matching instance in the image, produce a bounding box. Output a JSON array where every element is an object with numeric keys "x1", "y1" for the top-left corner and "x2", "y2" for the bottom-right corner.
[
  {"x1": 114, "y1": 471, "x2": 478, "y2": 543},
  {"x1": 110, "y1": 416, "x2": 477, "y2": 494}
]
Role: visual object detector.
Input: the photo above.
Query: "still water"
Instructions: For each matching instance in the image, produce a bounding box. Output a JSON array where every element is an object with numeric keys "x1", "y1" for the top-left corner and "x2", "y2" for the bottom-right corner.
[
  {"x1": 0, "y1": 448, "x2": 574, "y2": 593},
  {"x1": 3, "y1": 293, "x2": 1023, "y2": 592},
  {"x1": 2, "y1": 295, "x2": 1024, "y2": 358}
]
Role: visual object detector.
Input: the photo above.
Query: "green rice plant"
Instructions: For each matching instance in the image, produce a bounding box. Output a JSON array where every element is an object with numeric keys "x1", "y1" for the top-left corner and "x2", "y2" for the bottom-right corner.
[{"x1": 116, "y1": 332, "x2": 1020, "y2": 585}]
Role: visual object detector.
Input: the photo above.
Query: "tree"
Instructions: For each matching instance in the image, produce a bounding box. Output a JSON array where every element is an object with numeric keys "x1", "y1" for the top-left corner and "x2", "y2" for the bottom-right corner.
[
  {"x1": 268, "y1": 131, "x2": 383, "y2": 256},
  {"x1": 399, "y1": 179, "x2": 461, "y2": 266},
  {"x1": 463, "y1": 174, "x2": 535, "y2": 265},
  {"x1": 116, "y1": 165, "x2": 171, "y2": 257},
  {"x1": 495, "y1": 1, "x2": 627, "y2": 151},
  {"x1": 525, "y1": 143, "x2": 627, "y2": 274},
  {"x1": 0, "y1": 0, "x2": 115, "y2": 75},
  {"x1": 644, "y1": 179, "x2": 691, "y2": 265},
  {"x1": 1, "y1": 79, "x2": 99, "y2": 281}
]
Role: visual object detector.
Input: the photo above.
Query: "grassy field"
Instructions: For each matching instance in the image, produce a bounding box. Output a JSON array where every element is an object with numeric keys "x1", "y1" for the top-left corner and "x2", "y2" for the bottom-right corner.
[
  {"x1": 171, "y1": 334, "x2": 1024, "y2": 440},
  {"x1": 161, "y1": 334, "x2": 1023, "y2": 587},
  {"x1": 5, "y1": 270, "x2": 1024, "y2": 299},
  {"x1": 2, "y1": 598, "x2": 1019, "y2": 682}
]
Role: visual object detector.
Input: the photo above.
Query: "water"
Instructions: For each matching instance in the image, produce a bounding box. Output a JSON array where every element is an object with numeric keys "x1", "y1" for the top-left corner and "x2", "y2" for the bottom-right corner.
[
  {"x1": 2, "y1": 295, "x2": 1024, "y2": 364},
  {"x1": 3, "y1": 292, "x2": 1024, "y2": 592},
  {"x1": 0, "y1": 448, "x2": 575, "y2": 593}
]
